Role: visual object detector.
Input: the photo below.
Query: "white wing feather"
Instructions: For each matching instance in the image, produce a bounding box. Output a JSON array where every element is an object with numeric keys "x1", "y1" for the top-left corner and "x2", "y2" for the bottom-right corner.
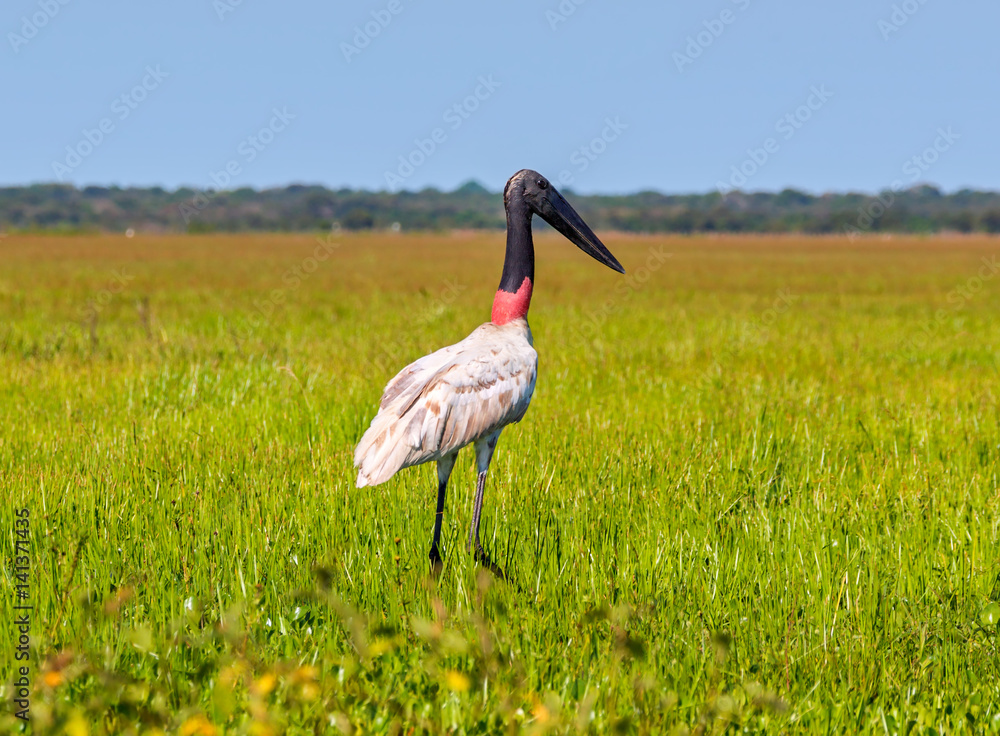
[{"x1": 354, "y1": 319, "x2": 537, "y2": 487}]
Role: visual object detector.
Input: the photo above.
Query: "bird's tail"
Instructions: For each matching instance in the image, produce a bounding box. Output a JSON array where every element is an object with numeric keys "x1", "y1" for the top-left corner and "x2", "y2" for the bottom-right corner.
[{"x1": 353, "y1": 410, "x2": 416, "y2": 488}]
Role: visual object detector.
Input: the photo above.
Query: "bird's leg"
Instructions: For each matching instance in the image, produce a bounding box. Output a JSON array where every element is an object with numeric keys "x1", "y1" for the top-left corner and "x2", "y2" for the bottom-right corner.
[
  {"x1": 469, "y1": 469, "x2": 488, "y2": 556},
  {"x1": 429, "y1": 482, "x2": 447, "y2": 568},
  {"x1": 429, "y1": 454, "x2": 456, "y2": 570},
  {"x1": 468, "y1": 432, "x2": 501, "y2": 567}
]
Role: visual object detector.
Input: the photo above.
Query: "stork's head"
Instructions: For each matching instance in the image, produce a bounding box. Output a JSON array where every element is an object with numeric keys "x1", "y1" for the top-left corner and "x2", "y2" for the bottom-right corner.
[{"x1": 504, "y1": 169, "x2": 625, "y2": 274}]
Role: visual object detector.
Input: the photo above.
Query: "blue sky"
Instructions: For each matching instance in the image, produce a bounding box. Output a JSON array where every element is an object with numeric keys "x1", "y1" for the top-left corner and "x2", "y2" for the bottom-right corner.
[{"x1": 3, "y1": 0, "x2": 998, "y2": 194}]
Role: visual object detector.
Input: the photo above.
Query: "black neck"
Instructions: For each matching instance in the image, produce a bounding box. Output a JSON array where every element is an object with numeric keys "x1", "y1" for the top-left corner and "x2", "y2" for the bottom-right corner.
[{"x1": 497, "y1": 194, "x2": 534, "y2": 293}]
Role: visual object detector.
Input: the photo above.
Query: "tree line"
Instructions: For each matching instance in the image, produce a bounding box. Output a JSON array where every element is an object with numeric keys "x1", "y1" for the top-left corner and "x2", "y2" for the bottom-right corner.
[{"x1": 2, "y1": 181, "x2": 1000, "y2": 235}]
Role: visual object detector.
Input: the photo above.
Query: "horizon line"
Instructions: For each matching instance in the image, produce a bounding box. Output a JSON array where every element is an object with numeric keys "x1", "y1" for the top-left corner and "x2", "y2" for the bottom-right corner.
[{"x1": 3, "y1": 180, "x2": 997, "y2": 199}]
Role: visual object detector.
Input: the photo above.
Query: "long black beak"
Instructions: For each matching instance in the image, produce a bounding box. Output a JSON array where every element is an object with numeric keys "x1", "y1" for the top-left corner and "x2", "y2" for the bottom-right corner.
[{"x1": 537, "y1": 189, "x2": 625, "y2": 274}]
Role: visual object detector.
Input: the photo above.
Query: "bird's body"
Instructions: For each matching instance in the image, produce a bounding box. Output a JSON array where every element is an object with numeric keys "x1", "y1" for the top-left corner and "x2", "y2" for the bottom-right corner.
[
  {"x1": 354, "y1": 318, "x2": 537, "y2": 488},
  {"x1": 354, "y1": 169, "x2": 624, "y2": 571}
]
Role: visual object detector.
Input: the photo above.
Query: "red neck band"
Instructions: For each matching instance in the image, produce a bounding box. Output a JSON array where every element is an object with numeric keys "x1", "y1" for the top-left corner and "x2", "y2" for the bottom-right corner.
[{"x1": 491, "y1": 277, "x2": 533, "y2": 325}]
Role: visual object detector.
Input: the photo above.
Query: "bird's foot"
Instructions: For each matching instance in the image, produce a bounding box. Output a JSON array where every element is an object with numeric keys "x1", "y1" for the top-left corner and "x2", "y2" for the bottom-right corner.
[
  {"x1": 473, "y1": 543, "x2": 508, "y2": 582},
  {"x1": 429, "y1": 545, "x2": 444, "y2": 572}
]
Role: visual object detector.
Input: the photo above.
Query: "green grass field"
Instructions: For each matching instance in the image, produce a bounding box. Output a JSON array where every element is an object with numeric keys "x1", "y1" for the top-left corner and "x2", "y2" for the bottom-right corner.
[{"x1": 2, "y1": 232, "x2": 1000, "y2": 734}]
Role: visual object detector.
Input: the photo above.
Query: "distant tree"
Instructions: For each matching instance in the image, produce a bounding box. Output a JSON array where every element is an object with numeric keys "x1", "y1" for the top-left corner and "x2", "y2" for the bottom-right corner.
[
  {"x1": 981, "y1": 210, "x2": 1000, "y2": 233},
  {"x1": 775, "y1": 188, "x2": 814, "y2": 207},
  {"x1": 453, "y1": 180, "x2": 489, "y2": 195},
  {"x1": 948, "y1": 211, "x2": 975, "y2": 233},
  {"x1": 343, "y1": 208, "x2": 375, "y2": 230}
]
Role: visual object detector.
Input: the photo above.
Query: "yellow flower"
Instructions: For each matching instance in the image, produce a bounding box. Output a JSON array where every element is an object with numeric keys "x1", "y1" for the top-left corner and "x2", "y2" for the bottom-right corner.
[
  {"x1": 443, "y1": 670, "x2": 470, "y2": 692},
  {"x1": 251, "y1": 673, "x2": 277, "y2": 697},
  {"x1": 300, "y1": 682, "x2": 320, "y2": 700},
  {"x1": 64, "y1": 714, "x2": 89, "y2": 736},
  {"x1": 290, "y1": 665, "x2": 318, "y2": 684},
  {"x1": 532, "y1": 703, "x2": 552, "y2": 724},
  {"x1": 44, "y1": 670, "x2": 65, "y2": 688},
  {"x1": 179, "y1": 714, "x2": 218, "y2": 736}
]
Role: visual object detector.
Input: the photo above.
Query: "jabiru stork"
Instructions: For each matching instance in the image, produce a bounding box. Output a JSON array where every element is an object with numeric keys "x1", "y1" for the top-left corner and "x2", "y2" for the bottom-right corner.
[{"x1": 354, "y1": 169, "x2": 624, "y2": 571}]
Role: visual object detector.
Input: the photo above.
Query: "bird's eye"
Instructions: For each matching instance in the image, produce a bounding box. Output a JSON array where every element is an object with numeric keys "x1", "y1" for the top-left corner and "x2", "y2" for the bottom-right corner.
[{"x1": 536, "y1": 178, "x2": 548, "y2": 190}]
